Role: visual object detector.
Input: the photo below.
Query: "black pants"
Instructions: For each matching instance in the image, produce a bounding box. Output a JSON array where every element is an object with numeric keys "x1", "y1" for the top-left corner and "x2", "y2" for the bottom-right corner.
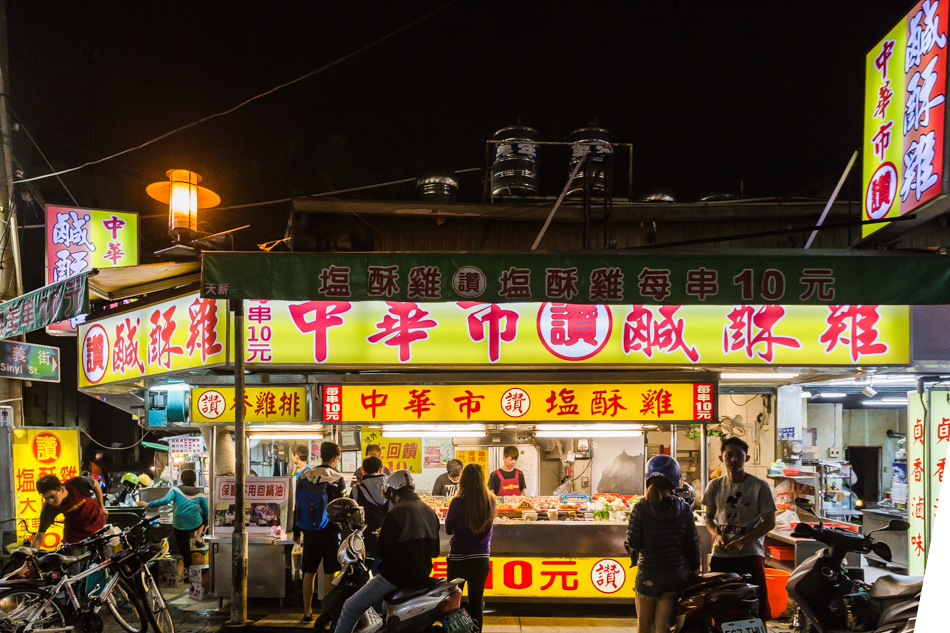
[
  {"x1": 710, "y1": 555, "x2": 772, "y2": 621},
  {"x1": 174, "y1": 528, "x2": 195, "y2": 567},
  {"x1": 446, "y1": 557, "x2": 490, "y2": 630}
]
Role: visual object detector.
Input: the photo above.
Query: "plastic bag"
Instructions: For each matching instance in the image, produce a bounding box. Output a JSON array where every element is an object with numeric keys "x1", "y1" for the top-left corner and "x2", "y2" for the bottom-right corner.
[
  {"x1": 775, "y1": 509, "x2": 799, "y2": 531},
  {"x1": 553, "y1": 480, "x2": 570, "y2": 497}
]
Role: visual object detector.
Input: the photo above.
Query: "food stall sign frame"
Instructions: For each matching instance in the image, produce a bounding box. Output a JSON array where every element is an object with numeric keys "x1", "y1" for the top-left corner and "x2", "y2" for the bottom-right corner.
[
  {"x1": 201, "y1": 250, "x2": 950, "y2": 306},
  {"x1": 192, "y1": 386, "x2": 309, "y2": 423}
]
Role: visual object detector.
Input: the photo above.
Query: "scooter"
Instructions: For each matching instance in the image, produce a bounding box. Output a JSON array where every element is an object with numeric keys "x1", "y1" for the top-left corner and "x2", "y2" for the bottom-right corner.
[
  {"x1": 786, "y1": 498, "x2": 920, "y2": 633},
  {"x1": 314, "y1": 503, "x2": 475, "y2": 633},
  {"x1": 674, "y1": 572, "x2": 765, "y2": 633}
]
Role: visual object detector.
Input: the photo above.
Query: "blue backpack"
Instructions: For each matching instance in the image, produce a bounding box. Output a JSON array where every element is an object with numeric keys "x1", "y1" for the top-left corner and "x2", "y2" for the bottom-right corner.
[{"x1": 295, "y1": 473, "x2": 329, "y2": 531}]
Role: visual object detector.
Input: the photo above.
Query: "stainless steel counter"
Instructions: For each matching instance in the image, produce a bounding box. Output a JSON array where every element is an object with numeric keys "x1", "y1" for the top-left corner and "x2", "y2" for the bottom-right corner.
[{"x1": 205, "y1": 535, "x2": 295, "y2": 605}]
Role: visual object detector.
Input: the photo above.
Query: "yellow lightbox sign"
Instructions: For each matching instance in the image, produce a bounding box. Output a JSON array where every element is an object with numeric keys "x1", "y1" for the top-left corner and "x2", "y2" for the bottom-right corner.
[
  {"x1": 78, "y1": 293, "x2": 227, "y2": 387},
  {"x1": 433, "y1": 556, "x2": 634, "y2": 599},
  {"x1": 329, "y1": 384, "x2": 713, "y2": 423},
  {"x1": 191, "y1": 386, "x2": 308, "y2": 423},
  {"x1": 236, "y1": 301, "x2": 910, "y2": 367},
  {"x1": 360, "y1": 428, "x2": 422, "y2": 474},
  {"x1": 12, "y1": 428, "x2": 80, "y2": 549},
  {"x1": 454, "y1": 449, "x2": 489, "y2": 481}
]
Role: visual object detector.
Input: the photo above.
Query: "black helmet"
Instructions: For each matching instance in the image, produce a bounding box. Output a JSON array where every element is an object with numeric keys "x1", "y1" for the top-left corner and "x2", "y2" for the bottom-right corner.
[
  {"x1": 326, "y1": 498, "x2": 364, "y2": 531},
  {"x1": 381, "y1": 470, "x2": 415, "y2": 502}
]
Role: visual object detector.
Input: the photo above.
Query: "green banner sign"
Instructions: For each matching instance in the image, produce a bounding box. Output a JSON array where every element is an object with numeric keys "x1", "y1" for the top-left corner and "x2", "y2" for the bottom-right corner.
[
  {"x1": 201, "y1": 252, "x2": 950, "y2": 305},
  {"x1": 0, "y1": 339, "x2": 60, "y2": 383},
  {"x1": 0, "y1": 274, "x2": 88, "y2": 338}
]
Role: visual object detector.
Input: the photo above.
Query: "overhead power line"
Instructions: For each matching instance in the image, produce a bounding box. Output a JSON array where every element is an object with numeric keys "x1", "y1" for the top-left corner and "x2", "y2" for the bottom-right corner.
[{"x1": 7, "y1": 0, "x2": 460, "y2": 187}]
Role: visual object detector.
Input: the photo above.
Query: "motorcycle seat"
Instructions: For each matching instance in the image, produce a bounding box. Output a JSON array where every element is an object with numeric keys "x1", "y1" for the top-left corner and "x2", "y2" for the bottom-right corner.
[
  {"x1": 387, "y1": 577, "x2": 445, "y2": 604},
  {"x1": 869, "y1": 573, "x2": 924, "y2": 600}
]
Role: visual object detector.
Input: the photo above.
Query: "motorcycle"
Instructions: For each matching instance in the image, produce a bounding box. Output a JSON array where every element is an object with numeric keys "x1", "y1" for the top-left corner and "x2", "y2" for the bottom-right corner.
[
  {"x1": 675, "y1": 572, "x2": 765, "y2": 633},
  {"x1": 786, "y1": 498, "x2": 920, "y2": 633},
  {"x1": 314, "y1": 498, "x2": 475, "y2": 633}
]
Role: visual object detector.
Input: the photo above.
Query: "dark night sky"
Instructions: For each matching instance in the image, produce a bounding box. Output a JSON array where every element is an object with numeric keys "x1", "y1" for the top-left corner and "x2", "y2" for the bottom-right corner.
[{"x1": 7, "y1": 1, "x2": 912, "y2": 215}]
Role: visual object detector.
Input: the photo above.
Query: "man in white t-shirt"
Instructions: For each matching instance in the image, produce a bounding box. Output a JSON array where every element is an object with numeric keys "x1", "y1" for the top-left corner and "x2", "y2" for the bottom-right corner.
[{"x1": 703, "y1": 436, "x2": 777, "y2": 621}]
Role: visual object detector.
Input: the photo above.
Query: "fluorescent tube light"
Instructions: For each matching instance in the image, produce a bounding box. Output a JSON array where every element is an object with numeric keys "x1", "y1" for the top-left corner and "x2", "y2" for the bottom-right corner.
[
  {"x1": 535, "y1": 430, "x2": 642, "y2": 438},
  {"x1": 815, "y1": 392, "x2": 847, "y2": 398},
  {"x1": 801, "y1": 392, "x2": 812, "y2": 398},
  {"x1": 247, "y1": 425, "x2": 323, "y2": 432},
  {"x1": 150, "y1": 383, "x2": 190, "y2": 392},
  {"x1": 247, "y1": 433, "x2": 324, "y2": 440},
  {"x1": 721, "y1": 373, "x2": 799, "y2": 380},
  {"x1": 863, "y1": 400, "x2": 908, "y2": 406},
  {"x1": 534, "y1": 424, "x2": 647, "y2": 431},
  {"x1": 383, "y1": 431, "x2": 486, "y2": 438},
  {"x1": 381, "y1": 424, "x2": 485, "y2": 432}
]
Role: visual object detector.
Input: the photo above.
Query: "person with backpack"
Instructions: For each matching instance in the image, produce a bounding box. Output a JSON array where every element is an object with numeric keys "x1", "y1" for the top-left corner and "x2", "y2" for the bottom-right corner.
[
  {"x1": 349, "y1": 455, "x2": 390, "y2": 572},
  {"x1": 137, "y1": 469, "x2": 208, "y2": 566},
  {"x1": 625, "y1": 455, "x2": 700, "y2": 633},
  {"x1": 294, "y1": 441, "x2": 346, "y2": 623},
  {"x1": 445, "y1": 463, "x2": 495, "y2": 631}
]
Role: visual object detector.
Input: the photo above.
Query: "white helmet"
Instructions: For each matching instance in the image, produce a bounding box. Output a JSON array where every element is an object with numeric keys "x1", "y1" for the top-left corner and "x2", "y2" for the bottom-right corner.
[{"x1": 381, "y1": 469, "x2": 415, "y2": 501}]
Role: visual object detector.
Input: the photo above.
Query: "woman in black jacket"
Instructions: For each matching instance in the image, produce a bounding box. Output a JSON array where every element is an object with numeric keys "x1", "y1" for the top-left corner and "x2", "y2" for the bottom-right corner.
[{"x1": 625, "y1": 455, "x2": 700, "y2": 633}]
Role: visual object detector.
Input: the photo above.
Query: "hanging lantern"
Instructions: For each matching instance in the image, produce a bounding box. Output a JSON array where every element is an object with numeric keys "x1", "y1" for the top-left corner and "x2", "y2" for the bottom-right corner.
[{"x1": 146, "y1": 169, "x2": 220, "y2": 243}]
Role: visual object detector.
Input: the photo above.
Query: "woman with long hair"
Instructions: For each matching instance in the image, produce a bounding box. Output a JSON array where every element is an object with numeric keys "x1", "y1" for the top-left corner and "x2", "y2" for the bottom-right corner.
[
  {"x1": 625, "y1": 455, "x2": 700, "y2": 633},
  {"x1": 444, "y1": 463, "x2": 495, "y2": 631}
]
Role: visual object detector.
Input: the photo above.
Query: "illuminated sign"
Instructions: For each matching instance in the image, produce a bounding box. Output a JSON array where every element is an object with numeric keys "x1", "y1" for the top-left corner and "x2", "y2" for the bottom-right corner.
[
  {"x1": 454, "y1": 449, "x2": 489, "y2": 481},
  {"x1": 325, "y1": 383, "x2": 715, "y2": 423},
  {"x1": 361, "y1": 428, "x2": 422, "y2": 474},
  {"x1": 202, "y1": 251, "x2": 950, "y2": 306},
  {"x1": 46, "y1": 206, "x2": 138, "y2": 334},
  {"x1": 432, "y1": 556, "x2": 634, "y2": 599},
  {"x1": 909, "y1": 392, "x2": 927, "y2": 574},
  {"x1": 12, "y1": 428, "x2": 80, "y2": 549},
  {"x1": 191, "y1": 386, "x2": 308, "y2": 423},
  {"x1": 863, "y1": 0, "x2": 948, "y2": 238},
  {"x1": 237, "y1": 301, "x2": 910, "y2": 367},
  {"x1": 78, "y1": 293, "x2": 226, "y2": 387},
  {"x1": 0, "y1": 274, "x2": 88, "y2": 339}
]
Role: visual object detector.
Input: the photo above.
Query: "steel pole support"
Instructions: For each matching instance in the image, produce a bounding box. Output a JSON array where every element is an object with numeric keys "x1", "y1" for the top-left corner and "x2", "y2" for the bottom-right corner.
[{"x1": 230, "y1": 299, "x2": 248, "y2": 625}]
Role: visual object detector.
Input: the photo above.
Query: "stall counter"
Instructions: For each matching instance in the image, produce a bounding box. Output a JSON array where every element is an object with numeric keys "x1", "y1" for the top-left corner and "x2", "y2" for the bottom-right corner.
[
  {"x1": 205, "y1": 535, "x2": 295, "y2": 607},
  {"x1": 434, "y1": 519, "x2": 712, "y2": 603}
]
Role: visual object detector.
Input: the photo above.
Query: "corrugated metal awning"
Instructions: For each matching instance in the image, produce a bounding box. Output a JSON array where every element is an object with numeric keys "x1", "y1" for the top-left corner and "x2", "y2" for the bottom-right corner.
[{"x1": 88, "y1": 261, "x2": 200, "y2": 301}]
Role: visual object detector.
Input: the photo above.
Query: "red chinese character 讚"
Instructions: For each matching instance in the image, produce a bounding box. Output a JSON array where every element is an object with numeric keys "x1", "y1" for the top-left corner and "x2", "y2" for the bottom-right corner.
[
  {"x1": 85, "y1": 332, "x2": 106, "y2": 374},
  {"x1": 549, "y1": 303, "x2": 598, "y2": 346},
  {"x1": 288, "y1": 301, "x2": 352, "y2": 363},
  {"x1": 366, "y1": 302, "x2": 438, "y2": 363},
  {"x1": 818, "y1": 305, "x2": 888, "y2": 363},
  {"x1": 458, "y1": 302, "x2": 520, "y2": 363}
]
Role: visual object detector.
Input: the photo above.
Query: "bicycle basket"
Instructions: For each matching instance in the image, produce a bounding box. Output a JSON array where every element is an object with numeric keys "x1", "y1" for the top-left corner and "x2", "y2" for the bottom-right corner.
[{"x1": 111, "y1": 548, "x2": 143, "y2": 579}]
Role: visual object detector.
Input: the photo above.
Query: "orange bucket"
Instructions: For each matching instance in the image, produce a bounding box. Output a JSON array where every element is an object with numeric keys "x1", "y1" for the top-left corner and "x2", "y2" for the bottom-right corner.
[{"x1": 764, "y1": 568, "x2": 791, "y2": 617}]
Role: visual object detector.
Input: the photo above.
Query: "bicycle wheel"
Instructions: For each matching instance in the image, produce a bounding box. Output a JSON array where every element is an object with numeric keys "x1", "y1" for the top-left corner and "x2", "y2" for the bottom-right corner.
[
  {"x1": 0, "y1": 585, "x2": 67, "y2": 633},
  {"x1": 105, "y1": 575, "x2": 148, "y2": 633},
  {"x1": 140, "y1": 571, "x2": 175, "y2": 633}
]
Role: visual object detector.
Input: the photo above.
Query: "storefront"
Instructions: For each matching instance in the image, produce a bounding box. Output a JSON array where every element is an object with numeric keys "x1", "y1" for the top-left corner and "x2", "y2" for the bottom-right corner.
[{"x1": 71, "y1": 250, "x2": 950, "y2": 608}]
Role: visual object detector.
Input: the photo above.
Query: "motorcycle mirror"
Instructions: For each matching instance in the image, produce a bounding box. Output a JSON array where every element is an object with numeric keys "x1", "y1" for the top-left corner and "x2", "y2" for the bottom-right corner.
[
  {"x1": 794, "y1": 497, "x2": 814, "y2": 511},
  {"x1": 887, "y1": 519, "x2": 911, "y2": 532},
  {"x1": 872, "y1": 541, "x2": 893, "y2": 561},
  {"x1": 794, "y1": 497, "x2": 822, "y2": 524}
]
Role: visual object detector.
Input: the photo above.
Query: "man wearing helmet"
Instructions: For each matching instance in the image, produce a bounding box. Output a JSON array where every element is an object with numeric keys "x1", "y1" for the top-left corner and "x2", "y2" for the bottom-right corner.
[
  {"x1": 115, "y1": 473, "x2": 141, "y2": 506},
  {"x1": 334, "y1": 469, "x2": 440, "y2": 633},
  {"x1": 703, "y1": 436, "x2": 777, "y2": 621}
]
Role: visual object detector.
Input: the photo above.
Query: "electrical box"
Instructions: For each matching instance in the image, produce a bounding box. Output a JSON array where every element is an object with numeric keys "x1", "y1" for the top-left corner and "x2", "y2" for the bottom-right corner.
[{"x1": 829, "y1": 447, "x2": 843, "y2": 459}]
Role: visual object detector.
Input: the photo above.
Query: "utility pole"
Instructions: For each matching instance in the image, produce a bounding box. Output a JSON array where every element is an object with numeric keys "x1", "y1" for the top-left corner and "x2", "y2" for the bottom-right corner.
[{"x1": 0, "y1": 0, "x2": 25, "y2": 426}]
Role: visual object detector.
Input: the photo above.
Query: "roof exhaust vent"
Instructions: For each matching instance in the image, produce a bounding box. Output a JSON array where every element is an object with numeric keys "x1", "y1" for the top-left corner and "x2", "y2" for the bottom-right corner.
[{"x1": 416, "y1": 170, "x2": 459, "y2": 203}]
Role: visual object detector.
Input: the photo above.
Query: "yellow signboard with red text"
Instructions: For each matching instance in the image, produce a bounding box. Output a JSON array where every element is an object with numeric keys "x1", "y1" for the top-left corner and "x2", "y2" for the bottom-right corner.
[
  {"x1": 327, "y1": 384, "x2": 714, "y2": 423},
  {"x1": 454, "y1": 449, "x2": 489, "y2": 481},
  {"x1": 433, "y1": 556, "x2": 634, "y2": 599},
  {"x1": 235, "y1": 301, "x2": 909, "y2": 367},
  {"x1": 78, "y1": 293, "x2": 227, "y2": 387},
  {"x1": 11, "y1": 428, "x2": 80, "y2": 549},
  {"x1": 191, "y1": 386, "x2": 308, "y2": 423},
  {"x1": 360, "y1": 428, "x2": 423, "y2": 474}
]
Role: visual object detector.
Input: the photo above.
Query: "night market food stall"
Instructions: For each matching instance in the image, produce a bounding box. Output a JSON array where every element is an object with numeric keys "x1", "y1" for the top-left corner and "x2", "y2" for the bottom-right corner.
[{"x1": 69, "y1": 249, "x2": 949, "y2": 611}]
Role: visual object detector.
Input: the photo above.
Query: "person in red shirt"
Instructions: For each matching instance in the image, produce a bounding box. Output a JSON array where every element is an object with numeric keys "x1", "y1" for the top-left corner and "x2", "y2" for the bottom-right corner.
[
  {"x1": 33, "y1": 475, "x2": 108, "y2": 547},
  {"x1": 488, "y1": 446, "x2": 527, "y2": 497}
]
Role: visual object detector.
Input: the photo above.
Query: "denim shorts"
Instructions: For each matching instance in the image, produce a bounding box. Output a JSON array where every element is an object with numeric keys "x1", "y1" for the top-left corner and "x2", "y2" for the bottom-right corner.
[{"x1": 635, "y1": 566, "x2": 688, "y2": 599}]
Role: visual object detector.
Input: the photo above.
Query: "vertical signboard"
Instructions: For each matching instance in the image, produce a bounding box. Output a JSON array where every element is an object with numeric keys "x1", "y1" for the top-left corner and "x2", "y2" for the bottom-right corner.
[
  {"x1": 863, "y1": 0, "x2": 948, "y2": 238},
  {"x1": 11, "y1": 428, "x2": 80, "y2": 549},
  {"x1": 46, "y1": 205, "x2": 138, "y2": 334},
  {"x1": 928, "y1": 390, "x2": 950, "y2": 528},
  {"x1": 908, "y1": 391, "x2": 926, "y2": 574}
]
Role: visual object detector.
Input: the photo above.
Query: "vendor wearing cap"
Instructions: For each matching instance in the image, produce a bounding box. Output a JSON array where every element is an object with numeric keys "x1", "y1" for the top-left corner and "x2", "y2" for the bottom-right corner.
[{"x1": 33, "y1": 474, "x2": 108, "y2": 547}]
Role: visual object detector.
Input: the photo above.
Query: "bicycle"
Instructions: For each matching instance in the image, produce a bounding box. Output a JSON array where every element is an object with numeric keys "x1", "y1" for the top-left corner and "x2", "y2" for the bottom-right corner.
[{"x1": 0, "y1": 517, "x2": 174, "y2": 633}]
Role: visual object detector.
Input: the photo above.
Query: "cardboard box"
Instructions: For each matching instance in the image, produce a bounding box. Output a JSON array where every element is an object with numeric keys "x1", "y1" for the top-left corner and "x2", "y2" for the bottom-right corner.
[
  {"x1": 188, "y1": 564, "x2": 210, "y2": 587},
  {"x1": 190, "y1": 550, "x2": 209, "y2": 566},
  {"x1": 155, "y1": 557, "x2": 184, "y2": 587},
  {"x1": 189, "y1": 582, "x2": 208, "y2": 600}
]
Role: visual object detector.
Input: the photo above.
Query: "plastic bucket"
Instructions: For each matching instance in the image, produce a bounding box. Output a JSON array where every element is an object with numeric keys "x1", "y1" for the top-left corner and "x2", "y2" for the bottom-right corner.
[{"x1": 764, "y1": 568, "x2": 791, "y2": 617}]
